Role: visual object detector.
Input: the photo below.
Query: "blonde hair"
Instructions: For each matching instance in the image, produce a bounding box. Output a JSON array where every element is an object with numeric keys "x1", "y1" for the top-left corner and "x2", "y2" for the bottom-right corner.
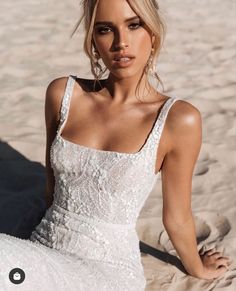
[{"x1": 71, "y1": 0, "x2": 166, "y2": 95}]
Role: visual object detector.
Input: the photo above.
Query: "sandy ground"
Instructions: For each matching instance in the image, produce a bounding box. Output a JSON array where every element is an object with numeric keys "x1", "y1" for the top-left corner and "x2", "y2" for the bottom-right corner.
[{"x1": 0, "y1": 0, "x2": 235, "y2": 290}]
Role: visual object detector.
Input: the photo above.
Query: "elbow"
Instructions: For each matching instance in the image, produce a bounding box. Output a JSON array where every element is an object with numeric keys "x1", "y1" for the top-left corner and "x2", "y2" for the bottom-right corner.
[
  {"x1": 162, "y1": 216, "x2": 175, "y2": 232},
  {"x1": 162, "y1": 211, "x2": 193, "y2": 233}
]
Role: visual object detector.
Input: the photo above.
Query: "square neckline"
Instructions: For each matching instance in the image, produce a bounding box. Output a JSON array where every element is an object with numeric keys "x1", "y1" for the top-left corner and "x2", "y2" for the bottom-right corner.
[{"x1": 56, "y1": 95, "x2": 174, "y2": 156}]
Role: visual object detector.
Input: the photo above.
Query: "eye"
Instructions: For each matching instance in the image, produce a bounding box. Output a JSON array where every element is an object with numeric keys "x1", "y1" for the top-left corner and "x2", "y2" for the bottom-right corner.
[
  {"x1": 95, "y1": 21, "x2": 143, "y2": 35},
  {"x1": 129, "y1": 22, "x2": 143, "y2": 30},
  {"x1": 96, "y1": 26, "x2": 112, "y2": 35}
]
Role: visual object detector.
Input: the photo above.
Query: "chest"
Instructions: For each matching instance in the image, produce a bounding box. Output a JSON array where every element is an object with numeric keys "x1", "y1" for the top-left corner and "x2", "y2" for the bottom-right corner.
[
  {"x1": 51, "y1": 135, "x2": 158, "y2": 195},
  {"x1": 61, "y1": 97, "x2": 165, "y2": 155}
]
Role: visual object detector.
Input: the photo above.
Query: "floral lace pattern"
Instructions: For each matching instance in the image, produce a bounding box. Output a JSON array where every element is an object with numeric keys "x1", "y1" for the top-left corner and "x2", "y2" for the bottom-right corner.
[{"x1": 0, "y1": 75, "x2": 180, "y2": 291}]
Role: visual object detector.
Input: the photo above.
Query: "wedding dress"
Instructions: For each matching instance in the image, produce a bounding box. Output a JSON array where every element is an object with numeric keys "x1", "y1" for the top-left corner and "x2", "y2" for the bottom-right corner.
[{"x1": 0, "y1": 75, "x2": 180, "y2": 291}]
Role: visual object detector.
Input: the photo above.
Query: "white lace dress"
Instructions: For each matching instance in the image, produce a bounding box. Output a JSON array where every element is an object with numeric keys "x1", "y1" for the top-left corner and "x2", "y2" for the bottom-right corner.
[{"x1": 0, "y1": 75, "x2": 180, "y2": 291}]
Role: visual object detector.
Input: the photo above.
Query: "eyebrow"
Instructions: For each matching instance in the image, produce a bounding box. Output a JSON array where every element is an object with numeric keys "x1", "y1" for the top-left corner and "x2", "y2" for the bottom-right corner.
[{"x1": 94, "y1": 16, "x2": 140, "y2": 26}]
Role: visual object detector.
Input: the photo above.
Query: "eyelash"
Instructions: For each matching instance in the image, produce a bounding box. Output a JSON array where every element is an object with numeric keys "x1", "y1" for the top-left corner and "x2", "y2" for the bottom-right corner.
[{"x1": 96, "y1": 22, "x2": 143, "y2": 35}]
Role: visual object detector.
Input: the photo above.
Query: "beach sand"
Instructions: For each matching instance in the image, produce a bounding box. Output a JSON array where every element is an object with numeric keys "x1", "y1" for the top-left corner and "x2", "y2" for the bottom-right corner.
[{"x1": 0, "y1": 0, "x2": 235, "y2": 290}]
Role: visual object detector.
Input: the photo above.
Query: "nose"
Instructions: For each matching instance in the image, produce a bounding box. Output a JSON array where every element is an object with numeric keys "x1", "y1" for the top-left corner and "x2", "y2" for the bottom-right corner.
[
  {"x1": 113, "y1": 28, "x2": 129, "y2": 50},
  {"x1": 115, "y1": 42, "x2": 129, "y2": 50}
]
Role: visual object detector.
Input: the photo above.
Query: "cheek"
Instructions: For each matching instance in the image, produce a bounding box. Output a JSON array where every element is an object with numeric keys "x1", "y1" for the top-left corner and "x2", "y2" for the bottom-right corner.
[
  {"x1": 98, "y1": 43, "x2": 111, "y2": 58},
  {"x1": 93, "y1": 36, "x2": 111, "y2": 57},
  {"x1": 133, "y1": 32, "x2": 152, "y2": 56}
]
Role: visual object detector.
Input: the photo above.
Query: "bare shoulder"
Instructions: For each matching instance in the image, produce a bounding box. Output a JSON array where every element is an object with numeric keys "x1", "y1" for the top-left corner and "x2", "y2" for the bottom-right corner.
[
  {"x1": 166, "y1": 99, "x2": 202, "y2": 134},
  {"x1": 163, "y1": 99, "x2": 202, "y2": 154},
  {"x1": 45, "y1": 77, "x2": 69, "y2": 124},
  {"x1": 45, "y1": 76, "x2": 83, "y2": 124}
]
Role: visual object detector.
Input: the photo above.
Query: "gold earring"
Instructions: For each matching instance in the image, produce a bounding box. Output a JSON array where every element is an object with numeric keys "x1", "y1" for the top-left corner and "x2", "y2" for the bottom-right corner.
[
  {"x1": 93, "y1": 49, "x2": 100, "y2": 60},
  {"x1": 145, "y1": 47, "x2": 155, "y2": 74},
  {"x1": 91, "y1": 49, "x2": 107, "y2": 83},
  {"x1": 149, "y1": 48, "x2": 155, "y2": 63}
]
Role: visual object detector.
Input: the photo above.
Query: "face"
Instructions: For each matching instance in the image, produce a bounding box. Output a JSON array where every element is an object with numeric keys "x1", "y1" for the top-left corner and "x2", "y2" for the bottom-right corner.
[{"x1": 92, "y1": 0, "x2": 154, "y2": 79}]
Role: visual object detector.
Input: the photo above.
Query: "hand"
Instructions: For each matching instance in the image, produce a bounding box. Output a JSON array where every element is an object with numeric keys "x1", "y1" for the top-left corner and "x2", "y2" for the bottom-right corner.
[{"x1": 198, "y1": 248, "x2": 231, "y2": 280}]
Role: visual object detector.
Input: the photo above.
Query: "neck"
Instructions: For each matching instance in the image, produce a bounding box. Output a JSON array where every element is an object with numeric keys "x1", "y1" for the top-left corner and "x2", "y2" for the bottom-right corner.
[{"x1": 101, "y1": 72, "x2": 155, "y2": 105}]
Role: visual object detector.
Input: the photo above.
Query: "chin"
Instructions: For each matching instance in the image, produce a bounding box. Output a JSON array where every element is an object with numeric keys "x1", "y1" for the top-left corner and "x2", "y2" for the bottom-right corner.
[{"x1": 110, "y1": 68, "x2": 143, "y2": 80}]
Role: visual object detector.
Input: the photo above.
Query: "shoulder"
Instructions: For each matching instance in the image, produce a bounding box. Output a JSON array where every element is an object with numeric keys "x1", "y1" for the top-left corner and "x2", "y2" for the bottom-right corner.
[
  {"x1": 45, "y1": 76, "x2": 83, "y2": 123},
  {"x1": 45, "y1": 76, "x2": 83, "y2": 108},
  {"x1": 167, "y1": 98, "x2": 202, "y2": 133},
  {"x1": 46, "y1": 76, "x2": 69, "y2": 98},
  {"x1": 164, "y1": 99, "x2": 202, "y2": 151}
]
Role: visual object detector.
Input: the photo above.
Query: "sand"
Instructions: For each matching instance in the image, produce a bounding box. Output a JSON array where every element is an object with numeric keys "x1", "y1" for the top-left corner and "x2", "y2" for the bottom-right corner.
[{"x1": 0, "y1": 0, "x2": 235, "y2": 290}]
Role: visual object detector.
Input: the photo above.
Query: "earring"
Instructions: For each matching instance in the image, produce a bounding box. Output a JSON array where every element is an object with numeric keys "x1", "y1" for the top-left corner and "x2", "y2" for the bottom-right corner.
[
  {"x1": 145, "y1": 47, "x2": 155, "y2": 74},
  {"x1": 91, "y1": 48, "x2": 107, "y2": 84},
  {"x1": 149, "y1": 47, "x2": 154, "y2": 60},
  {"x1": 93, "y1": 48, "x2": 100, "y2": 60}
]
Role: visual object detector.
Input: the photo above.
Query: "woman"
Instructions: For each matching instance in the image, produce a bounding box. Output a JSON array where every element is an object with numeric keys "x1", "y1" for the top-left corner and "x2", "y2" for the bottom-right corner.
[{"x1": 0, "y1": 0, "x2": 230, "y2": 290}]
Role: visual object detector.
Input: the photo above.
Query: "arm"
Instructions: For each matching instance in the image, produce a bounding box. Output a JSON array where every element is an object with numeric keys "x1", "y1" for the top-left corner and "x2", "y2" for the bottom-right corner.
[
  {"x1": 44, "y1": 77, "x2": 69, "y2": 209},
  {"x1": 161, "y1": 100, "x2": 229, "y2": 280}
]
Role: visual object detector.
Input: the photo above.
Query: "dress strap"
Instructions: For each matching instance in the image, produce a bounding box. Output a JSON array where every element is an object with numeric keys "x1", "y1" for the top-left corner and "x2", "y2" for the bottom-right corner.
[
  {"x1": 56, "y1": 75, "x2": 77, "y2": 136},
  {"x1": 143, "y1": 97, "x2": 181, "y2": 152}
]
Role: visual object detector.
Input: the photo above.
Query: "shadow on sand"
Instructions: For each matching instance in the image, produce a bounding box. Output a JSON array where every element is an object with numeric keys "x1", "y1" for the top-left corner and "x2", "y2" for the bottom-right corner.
[{"x1": 0, "y1": 140, "x2": 46, "y2": 239}]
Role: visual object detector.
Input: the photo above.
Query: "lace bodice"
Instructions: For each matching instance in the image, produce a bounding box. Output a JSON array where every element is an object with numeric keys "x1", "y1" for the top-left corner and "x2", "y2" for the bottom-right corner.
[{"x1": 49, "y1": 75, "x2": 180, "y2": 225}]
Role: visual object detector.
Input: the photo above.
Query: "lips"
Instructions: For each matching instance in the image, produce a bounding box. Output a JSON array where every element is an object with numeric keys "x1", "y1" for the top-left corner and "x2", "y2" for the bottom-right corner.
[{"x1": 113, "y1": 53, "x2": 135, "y2": 61}]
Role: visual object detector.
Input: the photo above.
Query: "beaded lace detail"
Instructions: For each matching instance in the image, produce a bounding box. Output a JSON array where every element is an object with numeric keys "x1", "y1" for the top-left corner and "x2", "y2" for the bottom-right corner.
[{"x1": 0, "y1": 75, "x2": 181, "y2": 291}]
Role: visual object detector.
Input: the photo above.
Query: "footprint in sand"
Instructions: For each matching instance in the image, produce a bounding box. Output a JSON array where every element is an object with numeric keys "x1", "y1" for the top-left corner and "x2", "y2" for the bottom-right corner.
[{"x1": 158, "y1": 212, "x2": 231, "y2": 254}]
